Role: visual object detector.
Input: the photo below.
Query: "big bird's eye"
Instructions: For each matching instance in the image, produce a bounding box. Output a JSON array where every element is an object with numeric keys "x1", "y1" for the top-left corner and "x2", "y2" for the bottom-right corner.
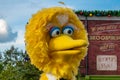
[
  {"x1": 62, "y1": 26, "x2": 74, "y2": 36},
  {"x1": 50, "y1": 27, "x2": 60, "y2": 37}
]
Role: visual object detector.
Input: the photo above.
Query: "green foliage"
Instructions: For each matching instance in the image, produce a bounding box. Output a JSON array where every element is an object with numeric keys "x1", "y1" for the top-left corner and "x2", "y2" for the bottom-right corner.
[
  {"x1": 0, "y1": 46, "x2": 41, "y2": 80},
  {"x1": 75, "y1": 10, "x2": 120, "y2": 17}
]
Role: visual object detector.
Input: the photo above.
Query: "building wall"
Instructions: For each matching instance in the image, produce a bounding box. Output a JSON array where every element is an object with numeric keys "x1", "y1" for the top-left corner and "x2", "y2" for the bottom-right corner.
[{"x1": 79, "y1": 17, "x2": 120, "y2": 75}]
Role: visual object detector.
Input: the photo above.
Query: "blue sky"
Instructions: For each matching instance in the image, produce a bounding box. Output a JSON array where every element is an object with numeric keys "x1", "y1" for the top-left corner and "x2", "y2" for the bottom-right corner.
[{"x1": 0, "y1": 0, "x2": 120, "y2": 52}]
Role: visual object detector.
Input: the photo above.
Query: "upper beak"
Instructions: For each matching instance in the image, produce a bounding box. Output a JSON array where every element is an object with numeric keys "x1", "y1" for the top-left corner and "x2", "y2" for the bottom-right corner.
[{"x1": 49, "y1": 35, "x2": 88, "y2": 51}]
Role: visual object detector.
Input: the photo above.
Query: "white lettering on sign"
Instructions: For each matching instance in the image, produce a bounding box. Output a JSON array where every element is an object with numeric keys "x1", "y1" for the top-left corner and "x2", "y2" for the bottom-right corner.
[{"x1": 97, "y1": 55, "x2": 117, "y2": 71}]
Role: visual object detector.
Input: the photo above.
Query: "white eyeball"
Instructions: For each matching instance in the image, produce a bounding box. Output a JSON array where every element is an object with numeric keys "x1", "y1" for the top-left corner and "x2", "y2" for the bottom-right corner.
[
  {"x1": 50, "y1": 27, "x2": 60, "y2": 37},
  {"x1": 62, "y1": 26, "x2": 74, "y2": 36}
]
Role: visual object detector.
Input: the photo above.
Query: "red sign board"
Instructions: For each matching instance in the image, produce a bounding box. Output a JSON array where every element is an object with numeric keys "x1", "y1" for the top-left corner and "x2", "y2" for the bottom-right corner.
[{"x1": 81, "y1": 20, "x2": 120, "y2": 75}]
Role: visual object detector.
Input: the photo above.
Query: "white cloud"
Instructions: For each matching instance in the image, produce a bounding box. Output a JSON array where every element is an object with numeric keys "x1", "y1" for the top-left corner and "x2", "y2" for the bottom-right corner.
[
  {"x1": 0, "y1": 19, "x2": 8, "y2": 36},
  {"x1": 0, "y1": 19, "x2": 18, "y2": 43},
  {"x1": 0, "y1": 29, "x2": 25, "y2": 52},
  {"x1": 15, "y1": 29, "x2": 25, "y2": 45}
]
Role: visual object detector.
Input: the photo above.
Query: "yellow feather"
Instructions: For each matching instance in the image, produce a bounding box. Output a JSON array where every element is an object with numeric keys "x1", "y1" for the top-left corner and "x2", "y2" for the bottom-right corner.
[{"x1": 25, "y1": 7, "x2": 89, "y2": 80}]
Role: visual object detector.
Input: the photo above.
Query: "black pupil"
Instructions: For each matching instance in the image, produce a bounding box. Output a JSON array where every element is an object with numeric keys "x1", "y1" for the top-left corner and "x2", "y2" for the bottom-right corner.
[
  {"x1": 56, "y1": 31, "x2": 59, "y2": 35},
  {"x1": 68, "y1": 30, "x2": 72, "y2": 34}
]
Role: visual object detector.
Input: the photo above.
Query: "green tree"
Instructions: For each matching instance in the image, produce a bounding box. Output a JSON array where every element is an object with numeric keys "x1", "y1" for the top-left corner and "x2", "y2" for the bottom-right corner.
[{"x1": 0, "y1": 46, "x2": 41, "y2": 80}]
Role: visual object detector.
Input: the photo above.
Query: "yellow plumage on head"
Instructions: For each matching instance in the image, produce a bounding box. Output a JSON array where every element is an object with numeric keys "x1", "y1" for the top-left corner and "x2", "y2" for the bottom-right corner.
[{"x1": 25, "y1": 7, "x2": 89, "y2": 80}]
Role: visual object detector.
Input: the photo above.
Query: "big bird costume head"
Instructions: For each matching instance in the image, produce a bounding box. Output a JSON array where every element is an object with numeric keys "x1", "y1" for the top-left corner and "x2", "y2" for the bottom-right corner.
[{"x1": 25, "y1": 7, "x2": 89, "y2": 80}]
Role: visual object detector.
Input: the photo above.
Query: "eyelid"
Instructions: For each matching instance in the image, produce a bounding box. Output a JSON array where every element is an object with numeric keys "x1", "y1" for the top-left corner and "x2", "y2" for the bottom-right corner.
[
  {"x1": 66, "y1": 23, "x2": 80, "y2": 32},
  {"x1": 62, "y1": 26, "x2": 74, "y2": 32},
  {"x1": 50, "y1": 27, "x2": 60, "y2": 33},
  {"x1": 46, "y1": 23, "x2": 54, "y2": 31}
]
